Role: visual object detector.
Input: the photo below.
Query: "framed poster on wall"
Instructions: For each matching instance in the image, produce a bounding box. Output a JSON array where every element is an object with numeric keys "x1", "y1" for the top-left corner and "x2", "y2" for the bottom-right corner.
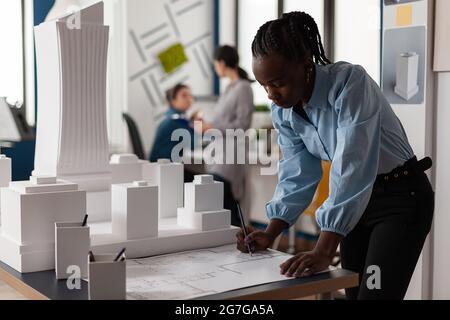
[
  {"x1": 381, "y1": 0, "x2": 427, "y2": 105},
  {"x1": 382, "y1": 26, "x2": 426, "y2": 105}
]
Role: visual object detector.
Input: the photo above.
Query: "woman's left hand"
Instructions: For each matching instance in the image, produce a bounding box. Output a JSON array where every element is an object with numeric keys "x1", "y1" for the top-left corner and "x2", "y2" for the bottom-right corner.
[{"x1": 280, "y1": 249, "x2": 333, "y2": 278}]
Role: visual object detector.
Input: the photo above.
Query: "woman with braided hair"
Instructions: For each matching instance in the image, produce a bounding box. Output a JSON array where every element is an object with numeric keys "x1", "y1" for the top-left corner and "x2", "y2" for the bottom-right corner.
[{"x1": 236, "y1": 12, "x2": 434, "y2": 300}]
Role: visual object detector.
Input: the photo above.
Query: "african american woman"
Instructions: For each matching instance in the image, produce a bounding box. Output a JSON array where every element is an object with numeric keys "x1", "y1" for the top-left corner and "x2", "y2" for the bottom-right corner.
[{"x1": 236, "y1": 12, "x2": 434, "y2": 300}]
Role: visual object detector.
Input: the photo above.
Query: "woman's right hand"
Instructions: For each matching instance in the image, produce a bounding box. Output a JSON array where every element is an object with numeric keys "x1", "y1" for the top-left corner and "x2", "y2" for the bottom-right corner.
[{"x1": 236, "y1": 227, "x2": 275, "y2": 253}]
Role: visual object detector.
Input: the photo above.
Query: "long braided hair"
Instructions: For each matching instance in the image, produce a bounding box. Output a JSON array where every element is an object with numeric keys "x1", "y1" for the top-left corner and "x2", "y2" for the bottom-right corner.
[{"x1": 252, "y1": 11, "x2": 331, "y2": 65}]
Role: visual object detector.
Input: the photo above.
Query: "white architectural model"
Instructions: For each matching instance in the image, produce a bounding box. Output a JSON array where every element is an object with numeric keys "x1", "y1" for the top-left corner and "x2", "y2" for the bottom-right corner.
[
  {"x1": 0, "y1": 177, "x2": 86, "y2": 272},
  {"x1": 55, "y1": 222, "x2": 90, "y2": 280},
  {"x1": 178, "y1": 175, "x2": 231, "y2": 231},
  {"x1": 142, "y1": 159, "x2": 184, "y2": 219},
  {"x1": 110, "y1": 154, "x2": 145, "y2": 184},
  {"x1": 0, "y1": 2, "x2": 237, "y2": 274},
  {"x1": 88, "y1": 171, "x2": 234, "y2": 262},
  {"x1": 33, "y1": 2, "x2": 111, "y2": 222},
  {"x1": 112, "y1": 181, "x2": 158, "y2": 240}
]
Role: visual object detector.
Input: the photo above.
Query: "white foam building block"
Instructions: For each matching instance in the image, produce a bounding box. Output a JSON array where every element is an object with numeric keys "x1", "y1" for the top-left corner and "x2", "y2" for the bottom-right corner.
[
  {"x1": 30, "y1": 176, "x2": 57, "y2": 185},
  {"x1": 395, "y1": 52, "x2": 420, "y2": 101},
  {"x1": 33, "y1": 2, "x2": 110, "y2": 180},
  {"x1": 110, "y1": 154, "x2": 146, "y2": 184},
  {"x1": 185, "y1": 175, "x2": 224, "y2": 213},
  {"x1": 0, "y1": 155, "x2": 12, "y2": 223},
  {"x1": 142, "y1": 160, "x2": 184, "y2": 219},
  {"x1": 0, "y1": 179, "x2": 86, "y2": 272},
  {"x1": 0, "y1": 155, "x2": 11, "y2": 188},
  {"x1": 178, "y1": 175, "x2": 230, "y2": 232},
  {"x1": 86, "y1": 190, "x2": 111, "y2": 223},
  {"x1": 32, "y1": 2, "x2": 113, "y2": 224},
  {"x1": 177, "y1": 208, "x2": 231, "y2": 232},
  {"x1": 112, "y1": 181, "x2": 158, "y2": 240}
]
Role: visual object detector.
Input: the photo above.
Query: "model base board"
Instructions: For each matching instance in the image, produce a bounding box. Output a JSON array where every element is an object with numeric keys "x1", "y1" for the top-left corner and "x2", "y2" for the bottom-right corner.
[{"x1": 0, "y1": 219, "x2": 238, "y2": 273}]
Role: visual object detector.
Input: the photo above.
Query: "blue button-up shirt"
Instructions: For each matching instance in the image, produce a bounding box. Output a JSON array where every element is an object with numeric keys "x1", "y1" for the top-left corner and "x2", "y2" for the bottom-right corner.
[{"x1": 266, "y1": 62, "x2": 414, "y2": 236}]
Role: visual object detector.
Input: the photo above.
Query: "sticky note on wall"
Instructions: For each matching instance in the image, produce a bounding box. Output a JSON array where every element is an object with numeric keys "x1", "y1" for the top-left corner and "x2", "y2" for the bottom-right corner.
[
  {"x1": 158, "y1": 43, "x2": 189, "y2": 74},
  {"x1": 396, "y1": 4, "x2": 413, "y2": 27}
]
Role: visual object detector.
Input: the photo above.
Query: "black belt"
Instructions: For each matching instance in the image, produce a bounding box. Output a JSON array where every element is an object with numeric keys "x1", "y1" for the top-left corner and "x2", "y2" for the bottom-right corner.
[{"x1": 375, "y1": 156, "x2": 433, "y2": 184}]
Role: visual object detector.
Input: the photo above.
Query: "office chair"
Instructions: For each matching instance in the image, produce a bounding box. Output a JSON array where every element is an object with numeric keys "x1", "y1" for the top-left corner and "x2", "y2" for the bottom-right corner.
[{"x1": 122, "y1": 113, "x2": 146, "y2": 160}]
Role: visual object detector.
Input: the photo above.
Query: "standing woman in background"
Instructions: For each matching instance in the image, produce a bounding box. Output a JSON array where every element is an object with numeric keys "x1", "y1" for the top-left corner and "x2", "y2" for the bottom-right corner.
[{"x1": 196, "y1": 45, "x2": 255, "y2": 226}]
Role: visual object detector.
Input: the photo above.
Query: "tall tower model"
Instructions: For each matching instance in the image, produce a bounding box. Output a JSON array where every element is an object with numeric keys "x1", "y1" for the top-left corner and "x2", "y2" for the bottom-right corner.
[{"x1": 33, "y1": 2, "x2": 110, "y2": 191}]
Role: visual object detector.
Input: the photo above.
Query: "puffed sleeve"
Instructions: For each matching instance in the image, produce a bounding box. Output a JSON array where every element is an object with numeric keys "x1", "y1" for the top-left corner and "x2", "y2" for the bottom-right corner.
[{"x1": 316, "y1": 65, "x2": 382, "y2": 236}]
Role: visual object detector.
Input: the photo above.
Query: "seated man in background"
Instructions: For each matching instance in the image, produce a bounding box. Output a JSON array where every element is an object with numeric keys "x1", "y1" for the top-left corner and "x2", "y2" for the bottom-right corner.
[{"x1": 149, "y1": 83, "x2": 196, "y2": 182}]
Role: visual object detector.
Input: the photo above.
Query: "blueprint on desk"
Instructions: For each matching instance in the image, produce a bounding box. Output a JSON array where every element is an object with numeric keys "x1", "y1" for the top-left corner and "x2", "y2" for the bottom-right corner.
[{"x1": 126, "y1": 244, "x2": 295, "y2": 300}]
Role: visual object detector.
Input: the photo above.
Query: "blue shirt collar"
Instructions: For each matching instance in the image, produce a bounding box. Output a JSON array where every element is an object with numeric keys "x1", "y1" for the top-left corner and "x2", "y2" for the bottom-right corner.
[
  {"x1": 305, "y1": 64, "x2": 330, "y2": 111},
  {"x1": 166, "y1": 107, "x2": 184, "y2": 116},
  {"x1": 284, "y1": 64, "x2": 330, "y2": 124}
]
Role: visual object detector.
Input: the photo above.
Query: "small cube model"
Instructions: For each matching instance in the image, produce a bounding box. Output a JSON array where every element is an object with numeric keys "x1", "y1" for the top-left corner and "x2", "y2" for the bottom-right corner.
[
  {"x1": 110, "y1": 154, "x2": 146, "y2": 184},
  {"x1": 178, "y1": 175, "x2": 231, "y2": 231},
  {"x1": 185, "y1": 175, "x2": 224, "y2": 212},
  {"x1": 142, "y1": 159, "x2": 184, "y2": 219},
  {"x1": 112, "y1": 181, "x2": 158, "y2": 240}
]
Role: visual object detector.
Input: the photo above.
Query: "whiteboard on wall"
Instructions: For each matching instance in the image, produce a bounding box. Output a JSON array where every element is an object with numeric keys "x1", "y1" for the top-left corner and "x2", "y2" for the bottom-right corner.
[
  {"x1": 127, "y1": 0, "x2": 214, "y2": 110},
  {"x1": 381, "y1": 0, "x2": 428, "y2": 158},
  {"x1": 125, "y1": 0, "x2": 215, "y2": 155}
]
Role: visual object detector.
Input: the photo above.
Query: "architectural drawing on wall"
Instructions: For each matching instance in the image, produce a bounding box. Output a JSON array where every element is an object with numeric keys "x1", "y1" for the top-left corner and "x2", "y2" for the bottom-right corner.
[
  {"x1": 395, "y1": 52, "x2": 420, "y2": 101},
  {"x1": 0, "y1": 2, "x2": 237, "y2": 275},
  {"x1": 128, "y1": 0, "x2": 214, "y2": 110},
  {"x1": 382, "y1": 26, "x2": 426, "y2": 105}
]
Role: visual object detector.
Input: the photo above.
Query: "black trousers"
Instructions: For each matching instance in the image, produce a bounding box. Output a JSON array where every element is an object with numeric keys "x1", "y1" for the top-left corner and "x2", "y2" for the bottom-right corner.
[{"x1": 340, "y1": 161, "x2": 434, "y2": 300}]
